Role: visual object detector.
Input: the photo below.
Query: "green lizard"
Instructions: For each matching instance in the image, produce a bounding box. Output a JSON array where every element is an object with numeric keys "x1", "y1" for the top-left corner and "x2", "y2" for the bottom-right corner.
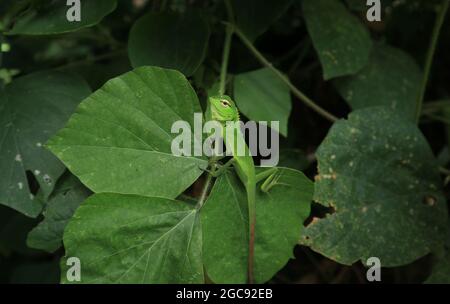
[{"x1": 205, "y1": 95, "x2": 278, "y2": 284}]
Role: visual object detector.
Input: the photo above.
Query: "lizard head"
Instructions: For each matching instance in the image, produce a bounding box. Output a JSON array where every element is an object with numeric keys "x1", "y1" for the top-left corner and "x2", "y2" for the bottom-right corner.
[{"x1": 208, "y1": 95, "x2": 240, "y2": 122}]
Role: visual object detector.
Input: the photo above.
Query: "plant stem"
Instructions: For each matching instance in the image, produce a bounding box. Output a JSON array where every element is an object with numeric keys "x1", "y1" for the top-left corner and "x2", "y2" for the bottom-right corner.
[
  {"x1": 422, "y1": 99, "x2": 450, "y2": 110},
  {"x1": 219, "y1": 23, "x2": 233, "y2": 95},
  {"x1": 415, "y1": 0, "x2": 449, "y2": 123},
  {"x1": 423, "y1": 113, "x2": 450, "y2": 125},
  {"x1": 234, "y1": 26, "x2": 338, "y2": 123},
  {"x1": 196, "y1": 172, "x2": 214, "y2": 209},
  {"x1": 224, "y1": 0, "x2": 235, "y2": 24},
  {"x1": 219, "y1": 0, "x2": 235, "y2": 95}
]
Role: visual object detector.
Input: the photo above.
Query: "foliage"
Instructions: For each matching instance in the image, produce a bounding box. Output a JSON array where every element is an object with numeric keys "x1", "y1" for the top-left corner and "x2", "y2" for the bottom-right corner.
[{"x1": 1, "y1": 0, "x2": 450, "y2": 284}]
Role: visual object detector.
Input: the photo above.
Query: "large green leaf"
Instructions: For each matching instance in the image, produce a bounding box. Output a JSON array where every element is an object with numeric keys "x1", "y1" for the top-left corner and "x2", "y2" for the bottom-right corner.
[
  {"x1": 231, "y1": 0, "x2": 293, "y2": 41},
  {"x1": 128, "y1": 11, "x2": 210, "y2": 76},
  {"x1": 47, "y1": 66, "x2": 207, "y2": 199},
  {"x1": 202, "y1": 168, "x2": 313, "y2": 283},
  {"x1": 27, "y1": 173, "x2": 91, "y2": 253},
  {"x1": 61, "y1": 193, "x2": 203, "y2": 283},
  {"x1": 7, "y1": 0, "x2": 117, "y2": 35},
  {"x1": 302, "y1": 0, "x2": 372, "y2": 80},
  {"x1": 233, "y1": 68, "x2": 291, "y2": 137},
  {"x1": 300, "y1": 107, "x2": 448, "y2": 266},
  {"x1": 0, "y1": 71, "x2": 91, "y2": 217},
  {"x1": 334, "y1": 44, "x2": 422, "y2": 120}
]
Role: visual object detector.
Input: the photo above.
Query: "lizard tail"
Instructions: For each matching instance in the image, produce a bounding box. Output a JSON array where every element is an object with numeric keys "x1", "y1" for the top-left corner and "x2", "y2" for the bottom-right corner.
[{"x1": 247, "y1": 184, "x2": 256, "y2": 284}]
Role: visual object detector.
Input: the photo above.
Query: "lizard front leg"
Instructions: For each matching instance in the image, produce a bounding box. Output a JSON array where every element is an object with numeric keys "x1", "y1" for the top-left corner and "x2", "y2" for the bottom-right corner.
[{"x1": 200, "y1": 158, "x2": 235, "y2": 177}]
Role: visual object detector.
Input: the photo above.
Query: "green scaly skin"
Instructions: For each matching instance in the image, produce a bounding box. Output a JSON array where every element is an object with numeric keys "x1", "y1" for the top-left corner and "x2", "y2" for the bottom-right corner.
[{"x1": 206, "y1": 95, "x2": 277, "y2": 284}]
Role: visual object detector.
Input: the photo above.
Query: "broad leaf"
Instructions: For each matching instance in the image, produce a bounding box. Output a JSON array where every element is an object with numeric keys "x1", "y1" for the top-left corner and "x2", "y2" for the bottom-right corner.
[
  {"x1": 7, "y1": 0, "x2": 117, "y2": 35},
  {"x1": 27, "y1": 173, "x2": 91, "y2": 253},
  {"x1": 47, "y1": 66, "x2": 208, "y2": 199},
  {"x1": 128, "y1": 11, "x2": 210, "y2": 76},
  {"x1": 0, "y1": 71, "x2": 91, "y2": 217},
  {"x1": 202, "y1": 168, "x2": 313, "y2": 283},
  {"x1": 233, "y1": 68, "x2": 291, "y2": 137},
  {"x1": 300, "y1": 107, "x2": 448, "y2": 266},
  {"x1": 61, "y1": 193, "x2": 203, "y2": 283},
  {"x1": 231, "y1": 0, "x2": 293, "y2": 41},
  {"x1": 302, "y1": 0, "x2": 372, "y2": 80},
  {"x1": 334, "y1": 44, "x2": 422, "y2": 120}
]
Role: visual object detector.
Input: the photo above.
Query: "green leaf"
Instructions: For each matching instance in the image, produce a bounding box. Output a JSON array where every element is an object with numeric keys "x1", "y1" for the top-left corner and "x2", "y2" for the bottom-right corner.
[
  {"x1": 231, "y1": 0, "x2": 293, "y2": 41},
  {"x1": 27, "y1": 173, "x2": 91, "y2": 253},
  {"x1": 302, "y1": 0, "x2": 372, "y2": 80},
  {"x1": 0, "y1": 71, "x2": 91, "y2": 217},
  {"x1": 128, "y1": 11, "x2": 210, "y2": 76},
  {"x1": 7, "y1": 0, "x2": 118, "y2": 35},
  {"x1": 202, "y1": 168, "x2": 313, "y2": 283},
  {"x1": 233, "y1": 68, "x2": 291, "y2": 137},
  {"x1": 425, "y1": 252, "x2": 450, "y2": 284},
  {"x1": 47, "y1": 66, "x2": 207, "y2": 200},
  {"x1": 300, "y1": 107, "x2": 448, "y2": 266},
  {"x1": 61, "y1": 193, "x2": 203, "y2": 283},
  {"x1": 334, "y1": 44, "x2": 422, "y2": 120}
]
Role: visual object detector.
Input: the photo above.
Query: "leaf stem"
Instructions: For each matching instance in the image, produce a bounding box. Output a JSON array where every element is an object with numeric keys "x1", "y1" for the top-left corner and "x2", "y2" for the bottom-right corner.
[
  {"x1": 233, "y1": 26, "x2": 338, "y2": 123},
  {"x1": 196, "y1": 172, "x2": 214, "y2": 209},
  {"x1": 415, "y1": 0, "x2": 449, "y2": 123},
  {"x1": 219, "y1": 0, "x2": 235, "y2": 95},
  {"x1": 197, "y1": 159, "x2": 221, "y2": 209},
  {"x1": 422, "y1": 99, "x2": 450, "y2": 111},
  {"x1": 219, "y1": 24, "x2": 233, "y2": 95}
]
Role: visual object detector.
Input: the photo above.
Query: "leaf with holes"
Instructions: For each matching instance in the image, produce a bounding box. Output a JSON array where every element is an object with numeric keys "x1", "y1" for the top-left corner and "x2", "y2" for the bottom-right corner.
[
  {"x1": 47, "y1": 66, "x2": 207, "y2": 199},
  {"x1": 300, "y1": 107, "x2": 448, "y2": 266},
  {"x1": 60, "y1": 193, "x2": 203, "y2": 283},
  {"x1": 0, "y1": 71, "x2": 91, "y2": 217}
]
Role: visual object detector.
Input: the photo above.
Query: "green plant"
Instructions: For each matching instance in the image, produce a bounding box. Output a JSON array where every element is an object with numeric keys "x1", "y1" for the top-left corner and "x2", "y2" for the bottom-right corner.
[{"x1": 1, "y1": 0, "x2": 450, "y2": 284}]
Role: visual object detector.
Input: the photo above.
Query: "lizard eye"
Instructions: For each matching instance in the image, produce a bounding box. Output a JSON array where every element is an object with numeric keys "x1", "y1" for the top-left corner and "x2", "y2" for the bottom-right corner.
[{"x1": 220, "y1": 99, "x2": 230, "y2": 107}]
